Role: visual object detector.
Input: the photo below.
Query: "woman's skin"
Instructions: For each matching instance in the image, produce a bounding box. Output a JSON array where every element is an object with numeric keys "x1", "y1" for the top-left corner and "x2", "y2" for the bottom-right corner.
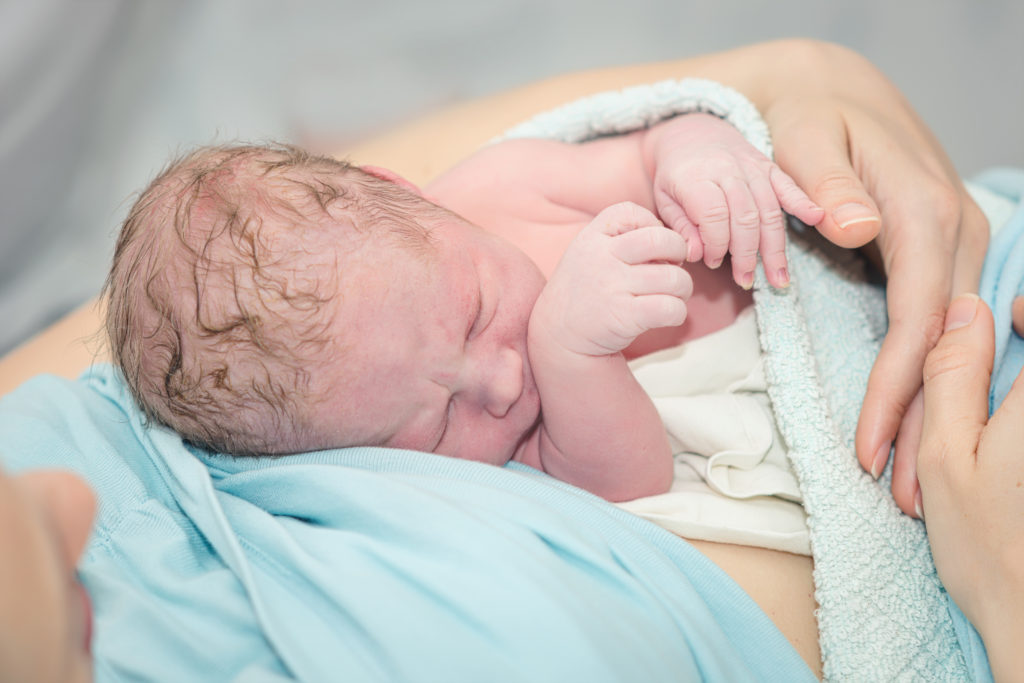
[{"x1": 0, "y1": 468, "x2": 96, "y2": 683}]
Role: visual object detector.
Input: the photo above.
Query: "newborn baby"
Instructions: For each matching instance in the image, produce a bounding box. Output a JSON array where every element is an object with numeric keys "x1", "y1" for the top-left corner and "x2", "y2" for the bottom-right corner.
[{"x1": 105, "y1": 112, "x2": 822, "y2": 501}]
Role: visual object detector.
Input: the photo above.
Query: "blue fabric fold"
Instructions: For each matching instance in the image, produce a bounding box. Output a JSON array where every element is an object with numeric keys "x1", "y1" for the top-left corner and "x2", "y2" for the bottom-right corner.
[
  {"x1": 977, "y1": 167, "x2": 1024, "y2": 412},
  {"x1": 0, "y1": 365, "x2": 814, "y2": 682}
]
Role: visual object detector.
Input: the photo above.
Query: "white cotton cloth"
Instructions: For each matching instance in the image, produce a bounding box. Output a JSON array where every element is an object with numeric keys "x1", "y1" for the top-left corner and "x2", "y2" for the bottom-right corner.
[{"x1": 620, "y1": 307, "x2": 810, "y2": 556}]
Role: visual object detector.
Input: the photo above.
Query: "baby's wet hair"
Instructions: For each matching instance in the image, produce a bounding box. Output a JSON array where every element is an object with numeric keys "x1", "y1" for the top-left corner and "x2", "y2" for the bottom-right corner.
[{"x1": 104, "y1": 143, "x2": 442, "y2": 455}]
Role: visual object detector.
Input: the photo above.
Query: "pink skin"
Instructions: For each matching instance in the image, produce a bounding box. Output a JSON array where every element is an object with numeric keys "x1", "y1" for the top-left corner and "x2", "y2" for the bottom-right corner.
[
  {"x1": 0, "y1": 468, "x2": 96, "y2": 683},
  {"x1": 314, "y1": 113, "x2": 823, "y2": 499},
  {"x1": 315, "y1": 201, "x2": 689, "y2": 501},
  {"x1": 316, "y1": 213, "x2": 546, "y2": 467},
  {"x1": 647, "y1": 114, "x2": 825, "y2": 289},
  {"x1": 525, "y1": 202, "x2": 690, "y2": 500}
]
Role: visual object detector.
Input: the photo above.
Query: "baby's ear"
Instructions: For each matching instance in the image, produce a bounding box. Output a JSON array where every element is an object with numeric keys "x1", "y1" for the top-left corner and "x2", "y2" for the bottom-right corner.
[{"x1": 359, "y1": 165, "x2": 424, "y2": 196}]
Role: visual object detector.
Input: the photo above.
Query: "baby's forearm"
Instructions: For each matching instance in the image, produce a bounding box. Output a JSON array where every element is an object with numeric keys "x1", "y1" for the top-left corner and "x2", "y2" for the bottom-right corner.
[{"x1": 528, "y1": 327, "x2": 673, "y2": 502}]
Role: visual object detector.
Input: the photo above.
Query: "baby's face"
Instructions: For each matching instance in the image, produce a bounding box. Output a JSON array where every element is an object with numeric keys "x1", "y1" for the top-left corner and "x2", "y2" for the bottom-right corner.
[{"x1": 317, "y1": 214, "x2": 546, "y2": 465}]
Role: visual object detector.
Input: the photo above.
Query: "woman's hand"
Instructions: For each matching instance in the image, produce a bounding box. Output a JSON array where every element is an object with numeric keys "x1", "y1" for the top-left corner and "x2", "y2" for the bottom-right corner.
[
  {"x1": 917, "y1": 294, "x2": 1024, "y2": 680},
  {"x1": 746, "y1": 40, "x2": 991, "y2": 516}
]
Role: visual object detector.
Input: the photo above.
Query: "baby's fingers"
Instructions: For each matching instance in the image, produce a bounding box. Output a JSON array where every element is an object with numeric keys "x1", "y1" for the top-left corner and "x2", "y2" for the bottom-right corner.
[
  {"x1": 609, "y1": 225, "x2": 688, "y2": 266},
  {"x1": 626, "y1": 263, "x2": 694, "y2": 300},
  {"x1": 654, "y1": 187, "x2": 704, "y2": 263},
  {"x1": 631, "y1": 294, "x2": 689, "y2": 331},
  {"x1": 746, "y1": 174, "x2": 789, "y2": 289},
  {"x1": 719, "y1": 176, "x2": 761, "y2": 289},
  {"x1": 678, "y1": 179, "x2": 731, "y2": 269},
  {"x1": 770, "y1": 166, "x2": 825, "y2": 227},
  {"x1": 591, "y1": 202, "x2": 662, "y2": 236}
]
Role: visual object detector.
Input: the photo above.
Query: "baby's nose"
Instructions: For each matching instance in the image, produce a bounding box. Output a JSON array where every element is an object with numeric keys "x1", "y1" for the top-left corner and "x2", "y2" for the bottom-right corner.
[{"x1": 481, "y1": 347, "x2": 523, "y2": 419}]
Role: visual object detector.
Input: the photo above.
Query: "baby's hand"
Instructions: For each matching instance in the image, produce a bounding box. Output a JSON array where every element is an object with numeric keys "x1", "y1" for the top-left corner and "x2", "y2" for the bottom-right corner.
[
  {"x1": 531, "y1": 202, "x2": 692, "y2": 357},
  {"x1": 651, "y1": 113, "x2": 824, "y2": 289}
]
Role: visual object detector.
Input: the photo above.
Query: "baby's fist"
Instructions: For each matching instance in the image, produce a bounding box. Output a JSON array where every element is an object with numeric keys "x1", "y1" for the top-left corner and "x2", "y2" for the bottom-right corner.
[{"x1": 532, "y1": 202, "x2": 693, "y2": 357}]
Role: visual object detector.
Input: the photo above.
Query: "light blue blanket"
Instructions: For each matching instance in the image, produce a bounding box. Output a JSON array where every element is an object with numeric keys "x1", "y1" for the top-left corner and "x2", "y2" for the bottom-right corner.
[{"x1": 0, "y1": 367, "x2": 812, "y2": 682}]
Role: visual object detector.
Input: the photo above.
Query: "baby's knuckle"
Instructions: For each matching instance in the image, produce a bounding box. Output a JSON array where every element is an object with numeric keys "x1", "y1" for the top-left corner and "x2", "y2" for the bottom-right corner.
[
  {"x1": 699, "y1": 205, "x2": 731, "y2": 225},
  {"x1": 734, "y1": 209, "x2": 761, "y2": 229},
  {"x1": 760, "y1": 207, "x2": 785, "y2": 227}
]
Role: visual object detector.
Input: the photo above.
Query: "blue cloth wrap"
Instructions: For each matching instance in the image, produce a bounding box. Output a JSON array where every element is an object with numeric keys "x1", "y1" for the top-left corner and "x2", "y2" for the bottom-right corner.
[
  {"x1": 979, "y1": 168, "x2": 1024, "y2": 413},
  {"x1": 0, "y1": 367, "x2": 814, "y2": 682}
]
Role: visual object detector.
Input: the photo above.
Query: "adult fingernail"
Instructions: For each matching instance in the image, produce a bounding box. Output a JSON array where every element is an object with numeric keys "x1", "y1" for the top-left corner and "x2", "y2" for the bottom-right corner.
[
  {"x1": 870, "y1": 441, "x2": 891, "y2": 479},
  {"x1": 945, "y1": 293, "x2": 979, "y2": 331},
  {"x1": 832, "y1": 203, "x2": 880, "y2": 230},
  {"x1": 914, "y1": 490, "x2": 924, "y2": 520}
]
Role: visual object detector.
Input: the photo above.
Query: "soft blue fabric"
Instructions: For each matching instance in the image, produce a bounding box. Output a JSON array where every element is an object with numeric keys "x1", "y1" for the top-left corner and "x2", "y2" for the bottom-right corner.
[
  {"x1": 0, "y1": 366, "x2": 814, "y2": 682},
  {"x1": 977, "y1": 167, "x2": 1024, "y2": 412}
]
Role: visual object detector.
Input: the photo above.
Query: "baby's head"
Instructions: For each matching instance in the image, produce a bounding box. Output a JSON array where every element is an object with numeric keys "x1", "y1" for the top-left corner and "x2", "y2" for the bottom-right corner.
[{"x1": 105, "y1": 143, "x2": 450, "y2": 455}]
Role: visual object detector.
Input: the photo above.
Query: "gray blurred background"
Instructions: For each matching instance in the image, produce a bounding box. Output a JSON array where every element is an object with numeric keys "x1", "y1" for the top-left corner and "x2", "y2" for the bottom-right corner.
[{"x1": 2, "y1": 0, "x2": 1022, "y2": 356}]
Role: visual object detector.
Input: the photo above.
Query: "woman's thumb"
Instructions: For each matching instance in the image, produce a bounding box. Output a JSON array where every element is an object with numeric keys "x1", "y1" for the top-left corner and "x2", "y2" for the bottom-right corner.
[
  {"x1": 918, "y1": 294, "x2": 994, "y2": 479},
  {"x1": 767, "y1": 108, "x2": 881, "y2": 249}
]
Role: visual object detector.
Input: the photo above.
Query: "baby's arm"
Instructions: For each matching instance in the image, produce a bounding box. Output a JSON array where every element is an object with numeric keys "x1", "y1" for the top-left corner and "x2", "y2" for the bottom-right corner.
[
  {"x1": 642, "y1": 113, "x2": 825, "y2": 289},
  {"x1": 526, "y1": 203, "x2": 691, "y2": 502}
]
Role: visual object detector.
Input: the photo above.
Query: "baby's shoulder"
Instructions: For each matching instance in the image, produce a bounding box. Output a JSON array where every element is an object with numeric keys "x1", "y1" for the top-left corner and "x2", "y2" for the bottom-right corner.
[
  {"x1": 428, "y1": 138, "x2": 571, "y2": 200},
  {"x1": 428, "y1": 138, "x2": 589, "y2": 229}
]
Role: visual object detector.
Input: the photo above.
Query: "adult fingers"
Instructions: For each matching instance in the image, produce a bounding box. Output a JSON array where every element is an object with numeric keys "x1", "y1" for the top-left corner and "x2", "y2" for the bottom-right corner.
[
  {"x1": 949, "y1": 195, "x2": 990, "y2": 295},
  {"x1": 856, "y1": 227, "x2": 952, "y2": 478},
  {"x1": 890, "y1": 389, "x2": 924, "y2": 516},
  {"x1": 918, "y1": 294, "x2": 994, "y2": 494},
  {"x1": 766, "y1": 101, "x2": 881, "y2": 249},
  {"x1": 17, "y1": 470, "x2": 97, "y2": 568}
]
